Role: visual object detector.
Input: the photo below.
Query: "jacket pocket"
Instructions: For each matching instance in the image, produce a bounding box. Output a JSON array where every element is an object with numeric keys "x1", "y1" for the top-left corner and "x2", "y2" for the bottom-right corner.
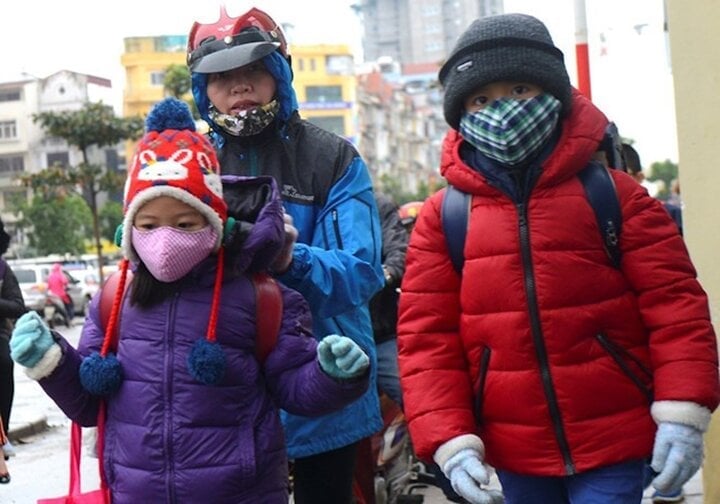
[
  {"x1": 595, "y1": 332, "x2": 653, "y2": 403},
  {"x1": 473, "y1": 346, "x2": 491, "y2": 425}
]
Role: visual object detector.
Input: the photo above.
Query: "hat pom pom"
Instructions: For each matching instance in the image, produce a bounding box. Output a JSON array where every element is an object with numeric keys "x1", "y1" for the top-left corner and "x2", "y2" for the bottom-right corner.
[
  {"x1": 187, "y1": 340, "x2": 226, "y2": 385},
  {"x1": 79, "y1": 352, "x2": 124, "y2": 396},
  {"x1": 145, "y1": 97, "x2": 196, "y2": 133}
]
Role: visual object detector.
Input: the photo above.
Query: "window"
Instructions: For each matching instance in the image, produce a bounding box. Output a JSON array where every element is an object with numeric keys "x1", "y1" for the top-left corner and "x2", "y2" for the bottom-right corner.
[
  {"x1": 154, "y1": 35, "x2": 187, "y2": 53},
  {"x1": 326, "y1": 55, "x2": 353, "y2": 75},
  {"x1": 0, "y1": 155, "x2": 23, "y2": 175},
  {"x1": 0, "y1": 89, "x2": 21, "y2": 102},
  {"x1": 307, "y1": 116, "x2": 345, "y2": 137},
  {"x1": 150, "y1": 72, "x2": 166, "y2": 86},
  {"x1": 47, "y1": 151, "x2": 70, "y2": 168},
  {"x1": 105, "y1": 148, "x2": 119, "y2": 171},
  {"x1": 0, "y1": 120, "x2": 17, "y2": 140},
  {"x1": 297, "y1": 59, "x2": 305, "y2": 72},
  {"x1": 306, "y1": 85, "x2": 343, "y2": 103}
]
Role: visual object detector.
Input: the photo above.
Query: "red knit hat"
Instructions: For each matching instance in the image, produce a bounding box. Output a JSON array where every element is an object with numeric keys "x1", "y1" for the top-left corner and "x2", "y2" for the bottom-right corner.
[
  {"x1": 120, "y1": 98, "x2": 228, "y2": 263},
  {"x1": 79, "y1": 98, "x2": 231, "y2": 396}
]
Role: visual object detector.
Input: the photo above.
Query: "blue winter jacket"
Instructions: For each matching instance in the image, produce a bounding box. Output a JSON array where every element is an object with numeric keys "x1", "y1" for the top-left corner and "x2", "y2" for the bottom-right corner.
[
  {"x1": 192, "y1": 52, "x2": 385, "y2": 458},
  {"x1": 35, "y1": 177, "x2": 369, "y2": 503}
]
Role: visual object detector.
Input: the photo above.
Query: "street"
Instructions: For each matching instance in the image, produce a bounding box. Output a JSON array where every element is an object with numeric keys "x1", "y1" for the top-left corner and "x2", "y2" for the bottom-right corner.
[{"x1": 2, "y1": 322, "x2": 705, "y2": 503}]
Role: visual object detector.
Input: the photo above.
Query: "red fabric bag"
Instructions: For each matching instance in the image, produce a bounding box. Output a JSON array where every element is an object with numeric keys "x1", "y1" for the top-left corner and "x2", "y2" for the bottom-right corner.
[{"x1": 37, "y1": 405, "x2": 110, "y2": 503}]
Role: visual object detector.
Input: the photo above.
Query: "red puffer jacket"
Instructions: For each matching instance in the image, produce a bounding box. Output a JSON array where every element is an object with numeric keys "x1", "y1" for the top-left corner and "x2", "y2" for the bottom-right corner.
[{"x1": 397, "y1": 92, "x2": 719, "y2": 476}]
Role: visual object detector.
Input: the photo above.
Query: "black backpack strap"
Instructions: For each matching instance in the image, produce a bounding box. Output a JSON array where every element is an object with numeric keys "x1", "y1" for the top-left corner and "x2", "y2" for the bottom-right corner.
[
  {"x1": 578, "y1": 161, "x2": 622, "y2": 268},
  {"x1": 441, "y1": 185, "x2": 471, "y2": 274}
]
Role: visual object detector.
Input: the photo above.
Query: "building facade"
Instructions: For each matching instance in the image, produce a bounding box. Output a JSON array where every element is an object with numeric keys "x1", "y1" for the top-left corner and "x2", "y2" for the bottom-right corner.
[
  {"x1": 356, "y1": 61, "x2": 445, "y2": 196},
  {"x1": 121, "y1": 35, "x2": 188, "y2": 119},
  {"x1": 0, "y1": 71, "x2": 116, "y2": 252},
  {"x1": 357, "y1": 0, "x2": 504, "y2": 66},
  {"x1": 291, "y1": 43, "x2": 358, "y2": 144}
]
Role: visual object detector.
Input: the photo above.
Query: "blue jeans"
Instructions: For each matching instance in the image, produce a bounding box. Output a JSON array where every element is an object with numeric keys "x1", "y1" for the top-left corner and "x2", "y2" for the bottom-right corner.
[
  {"x1": 496, "y1": 459, "x2": 646, "y2": 504},
  {"x1": 376, "y1": 338, "x2": 403, "y2": 409}
]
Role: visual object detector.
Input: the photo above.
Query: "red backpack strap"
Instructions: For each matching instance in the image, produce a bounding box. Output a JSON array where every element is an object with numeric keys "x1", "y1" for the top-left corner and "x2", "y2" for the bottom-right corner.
[
  {"x1": 252, "y1": 272, "x2": 283, "y2": 364},
  {"x1": 99, "y1": 268, "x2": 134, "y2": 336}
]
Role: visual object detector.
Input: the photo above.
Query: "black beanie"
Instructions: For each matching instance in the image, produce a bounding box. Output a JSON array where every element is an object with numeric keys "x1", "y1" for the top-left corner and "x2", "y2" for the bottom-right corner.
[{"x1": 439, "y1": 13, "x2": 572, "y2": 130}]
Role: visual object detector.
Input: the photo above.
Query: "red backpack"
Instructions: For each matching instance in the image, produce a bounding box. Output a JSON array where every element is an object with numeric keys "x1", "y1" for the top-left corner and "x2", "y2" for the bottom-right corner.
[{"x1": 99, "y1": 270, "x2": 282, "y2": 364}]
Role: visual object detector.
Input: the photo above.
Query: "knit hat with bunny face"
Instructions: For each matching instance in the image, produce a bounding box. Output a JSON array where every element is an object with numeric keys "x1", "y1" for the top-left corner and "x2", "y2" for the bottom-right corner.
[
  {"x1": 120, "y1": 98, "x2": 227, "y2": 263},
  {"x1": 79, "y1": 98, "x2": 231, "y2": 396},
  {"x1": 439, "y1": 13, "x2": 572, "y2": 130}
]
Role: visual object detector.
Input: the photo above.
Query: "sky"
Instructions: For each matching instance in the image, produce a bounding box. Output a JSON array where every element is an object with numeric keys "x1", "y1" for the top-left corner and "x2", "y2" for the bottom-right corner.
[{"x1": 1, "y1": 0, "x2": 676, "y2": 165}]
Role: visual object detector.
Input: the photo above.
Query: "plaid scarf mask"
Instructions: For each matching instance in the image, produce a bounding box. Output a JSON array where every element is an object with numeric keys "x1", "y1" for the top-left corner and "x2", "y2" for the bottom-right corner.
[{"x1": 459, "y1": 94, "x2": 562, "y2": 167}]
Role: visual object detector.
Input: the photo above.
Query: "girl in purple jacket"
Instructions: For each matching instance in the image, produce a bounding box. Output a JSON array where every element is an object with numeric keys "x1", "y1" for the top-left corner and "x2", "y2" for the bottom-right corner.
[{"x1": 10, "y1": 98, "x2": 370, "y2": 503}]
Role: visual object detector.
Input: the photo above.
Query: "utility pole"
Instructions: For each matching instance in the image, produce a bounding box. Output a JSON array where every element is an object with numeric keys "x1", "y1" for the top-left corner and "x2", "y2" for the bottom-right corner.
[{"x1": 574, "y1": 0, "x2": 591, "y2": 100}]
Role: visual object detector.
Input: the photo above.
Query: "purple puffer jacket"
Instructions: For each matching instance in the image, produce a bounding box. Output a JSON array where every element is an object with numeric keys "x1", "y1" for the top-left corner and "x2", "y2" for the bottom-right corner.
[{"x1": 38, "y1": 177, "x2": 368, "y2": 503}]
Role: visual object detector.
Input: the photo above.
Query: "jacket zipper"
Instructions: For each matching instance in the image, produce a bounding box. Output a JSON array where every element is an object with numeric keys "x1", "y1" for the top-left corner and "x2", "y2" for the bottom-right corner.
[
  {"x1": 517, "y1": 201, "x2": 575, "y2": 474},
  {"x1": 596, "y1": 333, "x2": 653, "y2": 403},
  {"x1": 474, "y1": 347, "x2": 491, "y2": 424},
  {"x1": 165, "y1": 292, "x2": 178, "y2": 502},
  {"x1": 331, "y1": 209, "x2": 344, "y2": 249}
]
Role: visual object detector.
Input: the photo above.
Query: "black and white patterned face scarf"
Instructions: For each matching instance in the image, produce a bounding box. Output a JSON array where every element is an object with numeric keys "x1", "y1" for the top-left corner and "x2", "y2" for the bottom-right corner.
[
  {"x1": 459, "y1": 94, "x2": 561, "y2": 167},
  {"x1": 209, "y1": 99, "x2": 280, "y2": 137}
]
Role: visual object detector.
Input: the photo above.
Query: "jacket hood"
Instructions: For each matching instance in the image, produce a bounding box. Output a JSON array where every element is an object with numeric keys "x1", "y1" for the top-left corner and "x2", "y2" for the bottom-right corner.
[
  {"x1": 441, "y1": 89, "x2": 608, "y2": 195},
  {"x1": 221, "y1": 175, "x2": 285, "y2": 274},
  {"x1": 192, "y1": 51, "x2": 298, "y2": 139}
]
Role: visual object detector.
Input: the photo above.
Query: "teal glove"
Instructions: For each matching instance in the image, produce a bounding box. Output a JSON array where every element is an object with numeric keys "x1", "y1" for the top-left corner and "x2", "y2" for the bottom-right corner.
[
  {"x1": 317, "y1": 334, "x2": 369, "y2": 380},
  {"x1": 651, "y1": 422, "x2": 703, "y2": 495},
  {"x1": 443, "y1": 448, "x2": 504, "y2": 504},
  {"x1": 10, "y1": 311, "x2": 54, "y2": 368}
]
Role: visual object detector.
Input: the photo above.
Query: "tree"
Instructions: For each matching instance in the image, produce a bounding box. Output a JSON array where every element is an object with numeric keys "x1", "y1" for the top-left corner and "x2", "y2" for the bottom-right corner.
[
  {"x1": 163, "y1": 64, "x2": 199, "y2": 118},
  {"x1": 15, "y1": 192, "x2": 92, "y2": 256},
  {"x1": 164, "y1": 64, "x2": 191, "y2": 98},
  {"x1": 25, "y1": 102, "x2": 144, "y2": 283},
  {"x1": 377, "y1": 173, "x2": 443, "y2": 205},
  {"x1": 647, "y1": 159, "x2": 679, "y2": 200},
  {"x1": 99, "y1": 200, "x2": 124, "y2": 244}
]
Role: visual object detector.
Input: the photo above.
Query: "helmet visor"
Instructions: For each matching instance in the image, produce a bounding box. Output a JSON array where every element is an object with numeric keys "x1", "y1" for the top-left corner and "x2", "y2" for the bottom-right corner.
[{"x1": 190, "y1": 41, "x2": 280, "y2": 74}]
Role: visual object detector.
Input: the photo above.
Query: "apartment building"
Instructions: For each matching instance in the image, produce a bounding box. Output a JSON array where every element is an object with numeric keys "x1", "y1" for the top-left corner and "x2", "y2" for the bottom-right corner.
[
  {"x1": 357, "y1": 0, "x2": 504, "y2": 66},
  {"x1": 0, "y1": 71, "x2": 116, "y2": 246},
  {"x1": 292, "y1": 44, "x2": 358, "y2": 143}
]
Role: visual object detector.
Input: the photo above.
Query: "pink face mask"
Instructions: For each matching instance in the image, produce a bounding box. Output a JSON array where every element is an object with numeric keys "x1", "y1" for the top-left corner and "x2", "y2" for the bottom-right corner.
[{"x1": 131, "y1": 226, "x2": 218, "y2": 282}]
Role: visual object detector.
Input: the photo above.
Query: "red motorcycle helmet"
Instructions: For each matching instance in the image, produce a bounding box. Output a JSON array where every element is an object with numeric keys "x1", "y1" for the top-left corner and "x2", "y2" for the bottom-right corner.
[
  {"x1": 398, "y1": 201, "x2": 424, "y2": 227},
  {"x1": 187, "y1": 6, "x2": 289, "y2": 74}
]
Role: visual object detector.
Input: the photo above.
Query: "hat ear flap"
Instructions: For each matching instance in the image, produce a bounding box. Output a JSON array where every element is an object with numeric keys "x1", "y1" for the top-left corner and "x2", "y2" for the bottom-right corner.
[{"x1": 114, "y1": 224, "x2": 124, "y2": 247}]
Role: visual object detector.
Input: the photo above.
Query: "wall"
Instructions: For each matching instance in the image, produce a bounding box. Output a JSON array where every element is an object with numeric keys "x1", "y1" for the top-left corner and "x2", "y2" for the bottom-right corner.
[{"x1": 666, "y1": 1, "x2": 720, "y2": 502}]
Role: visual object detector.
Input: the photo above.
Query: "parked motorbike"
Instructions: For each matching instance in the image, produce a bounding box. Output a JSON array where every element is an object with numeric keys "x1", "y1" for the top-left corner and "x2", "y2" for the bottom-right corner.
[{"x1": 43, "y1": 292, "x2": 71, "y2": 329}]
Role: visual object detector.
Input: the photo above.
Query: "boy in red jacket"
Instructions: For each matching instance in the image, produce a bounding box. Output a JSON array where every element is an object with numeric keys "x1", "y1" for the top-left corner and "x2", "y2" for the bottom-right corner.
[{"x1": 397, "y1": 13, "x2": 719, "y2": 504}]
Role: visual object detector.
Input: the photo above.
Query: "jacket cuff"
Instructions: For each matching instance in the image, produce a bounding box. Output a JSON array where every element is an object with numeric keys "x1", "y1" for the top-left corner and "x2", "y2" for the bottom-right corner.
[
  {"x1": 651, "y1": 400, "x2": 713, "y2": 432},
  {"x1": 25, "y1": 343, "x2": 62, "y2": 381},
  {"x1": 278, "y1": 244, "x2": 311, "y2": 282},
  {"x1": 433, "y1": 433, "x2": 484, "y2": 471}
]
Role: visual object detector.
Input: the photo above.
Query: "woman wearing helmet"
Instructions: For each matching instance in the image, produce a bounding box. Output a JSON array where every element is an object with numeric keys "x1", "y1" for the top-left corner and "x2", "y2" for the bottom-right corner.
[{"x1": 187, "y1": 6, "x2": 384, "y2": 503}]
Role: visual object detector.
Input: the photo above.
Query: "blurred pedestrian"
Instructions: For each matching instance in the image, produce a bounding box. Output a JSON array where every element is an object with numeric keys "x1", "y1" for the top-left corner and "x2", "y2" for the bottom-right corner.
[
  {"x1": 0, "y1": 419, "x2": 9, "y2": 483},
  {"x1": 0, "y1": 219, "x2": 26, "y2": 460},
  {"x1": 46, "y1": 263, "x2": 74, "y2": 324},
  {"x1": 187, "y1": 6, "x2": 384, "y2": 503},
  {"x1": 370, "y1": 192, "x2": 407, "y2": 408},
  {"x1": 398, "y1": 13, "x2": 719, "y2": 504},
  {"x1": 624, "y1": 143, "x2": 683, "y2": 236},
  {"x1": 9, "y1": 98, "x2": 371, "y2": 503}
]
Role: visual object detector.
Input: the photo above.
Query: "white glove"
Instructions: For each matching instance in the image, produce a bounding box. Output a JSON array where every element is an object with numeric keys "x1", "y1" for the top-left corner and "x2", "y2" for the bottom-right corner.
[
  {"x1": 651, "y1": 422, "x2": 704, "y2": 495},
  {"x1": 443, "y1": 448, "x2": 504, "y2": 504}
]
